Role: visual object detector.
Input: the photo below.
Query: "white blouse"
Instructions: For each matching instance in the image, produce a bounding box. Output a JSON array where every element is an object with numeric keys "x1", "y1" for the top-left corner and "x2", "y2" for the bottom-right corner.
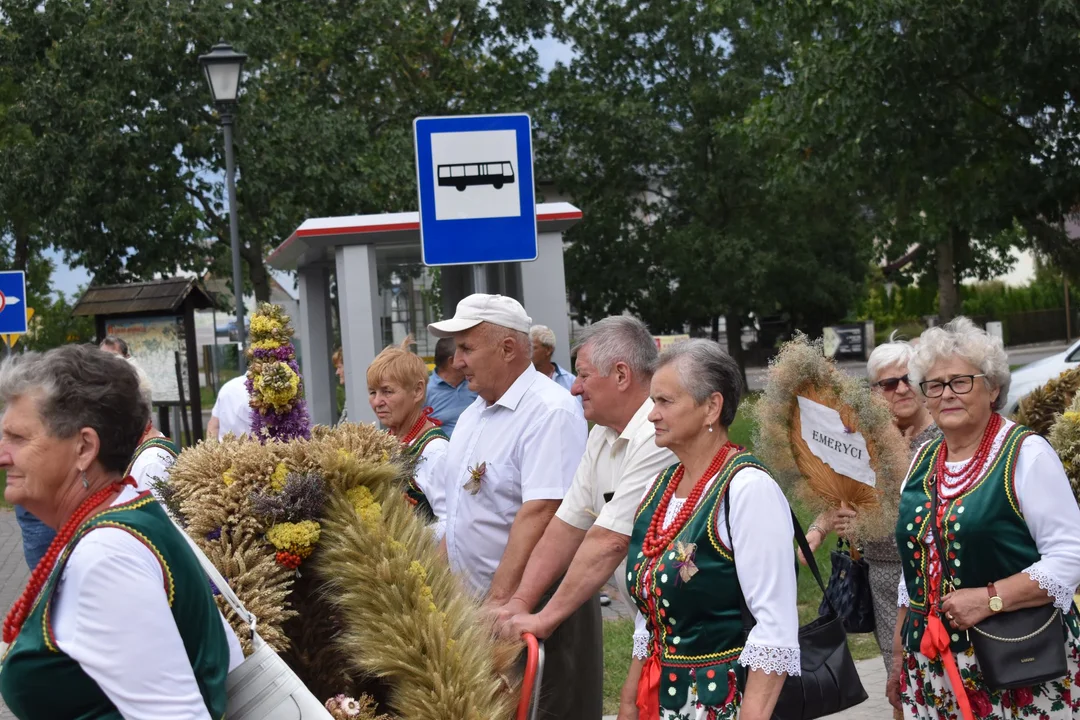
[
  {"x1": 897, "y1": 420, "x2": 1080, "y2": 611},
  {"x1": 50, "y1": 487, "x2": 244, "y2": 719},
  {"x1": 632, "y1": 467, "x2": 802, "y2": 676},
  {"x1": 412, "y1": 436, "x2": 450, "y2": 539}
]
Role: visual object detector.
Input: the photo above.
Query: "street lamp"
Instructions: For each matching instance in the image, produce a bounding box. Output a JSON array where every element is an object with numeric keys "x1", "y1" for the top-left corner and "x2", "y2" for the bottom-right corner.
[{"x1": 199, "y1": 41, "x2": 248, "y2": 369}]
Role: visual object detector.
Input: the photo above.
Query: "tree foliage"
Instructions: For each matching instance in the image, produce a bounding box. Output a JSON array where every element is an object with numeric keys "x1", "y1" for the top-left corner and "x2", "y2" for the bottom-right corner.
[
  {"x1": 754, "y1": 0, "x2": 1080, "y2": 321},
  {"x1": 0, "y1": 0, "x2": 547, "y2": 301},
  {"x1": 540, "y1": 0, "x2": 873, "y2": 364}
]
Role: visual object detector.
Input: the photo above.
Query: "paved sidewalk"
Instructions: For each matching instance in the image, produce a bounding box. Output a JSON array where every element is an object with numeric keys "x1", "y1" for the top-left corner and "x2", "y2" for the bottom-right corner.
[{"x1": 0, "y1": 509, "x2": 29, "y2": 720}]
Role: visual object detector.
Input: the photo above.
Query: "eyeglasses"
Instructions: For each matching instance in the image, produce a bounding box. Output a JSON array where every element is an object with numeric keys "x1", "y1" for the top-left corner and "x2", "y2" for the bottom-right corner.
[
  {"x1": 874, "y1": 375, "x2": 911, "y2": 392},
  {"x1": 919, "y1": 374, "x2": 987, "y2": 398}
]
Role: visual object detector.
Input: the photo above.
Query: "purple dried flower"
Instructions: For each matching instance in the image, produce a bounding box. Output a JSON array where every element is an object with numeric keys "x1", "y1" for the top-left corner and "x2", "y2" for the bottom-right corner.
[
  {"x1": 206, "y1": 527, "x2": 222, "y2": 541},
  {"x1": 251, "y1": 472, "x2": 326, "y2": 523}
]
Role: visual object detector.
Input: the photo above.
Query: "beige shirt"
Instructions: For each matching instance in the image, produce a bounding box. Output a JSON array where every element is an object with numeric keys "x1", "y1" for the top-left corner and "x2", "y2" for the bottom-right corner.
[{"x1": 555, "y1": 398, "x2": 675, "y2": 536}]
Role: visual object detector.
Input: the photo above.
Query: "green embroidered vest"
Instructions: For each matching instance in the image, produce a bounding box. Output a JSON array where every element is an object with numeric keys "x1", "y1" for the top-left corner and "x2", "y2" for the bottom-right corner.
[
  {"x1": 404, "y1": 427, "x2": 449, "y2": 522},
  {"x1": 0, "y1": 493, "x2": 231, "y2": 720},
  {"x1": 897, "y1": 423, "x2": 1078, "y2": 652},
  {"x1": 627, "y1": 453, "x2": 766, "y2": 711},
  {"x1": 125, "y1": 436, "x2": 180, "y2": 478}
]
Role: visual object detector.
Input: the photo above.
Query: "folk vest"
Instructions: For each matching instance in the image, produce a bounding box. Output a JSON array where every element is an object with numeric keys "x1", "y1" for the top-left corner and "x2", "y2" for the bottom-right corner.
[
  {"x1": 404, "y1": 426, "x2": 449, "y2": 522},
  {"x1": 897, "y1": 423, "x2": 1078, "y2": 652},
  {"x1": 627, "y1": 453, "x2": 768, "y2": 711},
  {"x1": 0, "y1": 493, "x2": 231, "y2": 719}
]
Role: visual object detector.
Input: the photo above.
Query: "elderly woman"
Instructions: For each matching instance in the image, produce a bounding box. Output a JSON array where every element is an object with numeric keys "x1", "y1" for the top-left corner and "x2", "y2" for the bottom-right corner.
[
  {"x1": 367, "y1": 336, "x2": 450, "y2": 533},
  {"x1": 621, "y1": 339, "x2": 799, "y2": 720},
  {"x1": 0, "y1": 345, "x2": 242, "y2": 719},
  {"x1": 804, "y1": 334, "x2": 940, "y2": 671},
  {"x1": 886, "y1": 317, "x2": 1080, "y2": 720}
]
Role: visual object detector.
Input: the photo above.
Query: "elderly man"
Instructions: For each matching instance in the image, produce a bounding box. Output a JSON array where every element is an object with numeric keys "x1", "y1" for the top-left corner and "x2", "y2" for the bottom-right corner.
[
  {"x1": 425, "y1": 336, "x2": 477, "y2": 436},
  {"x1": 493, "y1": 317, "x2": 675, "y2": 705},
  {"x1": 530, "y1": 324, "x2": 576, "y2": 393},
  {"x1": 429, "y1": 293, "x2": 589, "y2": 720}
]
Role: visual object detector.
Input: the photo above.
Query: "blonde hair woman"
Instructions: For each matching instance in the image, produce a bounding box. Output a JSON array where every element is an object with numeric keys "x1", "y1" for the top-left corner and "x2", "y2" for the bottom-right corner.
[{"x1": 367, "y1": 336, "x2": 449, "y2": 535}]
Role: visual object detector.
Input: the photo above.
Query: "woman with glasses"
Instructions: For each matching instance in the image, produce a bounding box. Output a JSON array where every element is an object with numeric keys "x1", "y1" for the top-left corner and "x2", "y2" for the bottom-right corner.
[
  {"x1": 887, "y1": 317, "x2": 1080, "y2": 720},
  {"x1": 804, "y1": 334, "x2": 941, "y2": 677}
]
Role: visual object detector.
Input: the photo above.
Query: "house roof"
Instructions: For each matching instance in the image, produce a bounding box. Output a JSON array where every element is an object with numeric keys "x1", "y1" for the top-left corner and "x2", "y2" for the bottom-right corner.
[{"x1": 72, "y1": 277, "x2": 216, "y2": 317}]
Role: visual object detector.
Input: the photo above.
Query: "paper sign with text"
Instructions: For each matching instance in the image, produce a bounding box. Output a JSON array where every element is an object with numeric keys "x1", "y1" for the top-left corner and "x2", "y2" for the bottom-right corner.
[{"x1": 797, "y1": 395, "x2": 876, "y2": 487}]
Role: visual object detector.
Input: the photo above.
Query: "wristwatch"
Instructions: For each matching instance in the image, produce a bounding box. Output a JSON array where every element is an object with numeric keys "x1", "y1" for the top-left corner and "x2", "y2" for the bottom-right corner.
[{"x1": 987, "y1": 582, "x2": 1004, "y2": 613}]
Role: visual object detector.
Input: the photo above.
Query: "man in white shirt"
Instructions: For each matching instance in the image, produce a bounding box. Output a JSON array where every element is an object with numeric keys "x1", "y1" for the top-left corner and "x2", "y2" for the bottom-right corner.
[
  {"x1": 206, "y1": 375, "x2": 253, "y2": 441},
  {"x1": 493, "y1": 317, "x2": 675, "y2": 676},
  {"x1": 428, "y1": 293, "x2": 589, "y2": 720}
]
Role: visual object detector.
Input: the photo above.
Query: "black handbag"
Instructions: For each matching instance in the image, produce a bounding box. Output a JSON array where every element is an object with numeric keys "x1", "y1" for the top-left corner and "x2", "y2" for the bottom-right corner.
[
  {"x1": 725, "y1": 498, "x2": 867, "y2": 720},
  {"x1": 930, "y1": 479, "x2": 1067, "y2": 691},
  {"x1": 818, "y1": 539, "x2": 876, "y2": 634}
]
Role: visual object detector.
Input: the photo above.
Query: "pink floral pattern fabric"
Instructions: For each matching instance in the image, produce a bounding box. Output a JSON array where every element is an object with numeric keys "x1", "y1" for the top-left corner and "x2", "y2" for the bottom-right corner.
[{"x1": 899, "y1": 632, "x2": 1080, "y2": 720}]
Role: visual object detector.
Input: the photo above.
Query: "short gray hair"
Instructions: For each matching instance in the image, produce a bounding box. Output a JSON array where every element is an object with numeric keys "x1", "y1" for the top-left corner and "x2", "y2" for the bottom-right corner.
[
  {"x1": 529, "y1": 325, "x2": 556, "y2": 350},
  {"x1": 658, "y1": 339, "x2": 742, "y2": 426},
  {"x1": 573, "y1": 316, "x2": 659, "y2": 380},
  {"x1": 866, "y1": 331, "x2": 917, "y2": 383},
  {"x1": 0, "y1": 345, "x2": 150, "y2": 473},
  {"x1": 481, "y1": 322, "x2": 531, "y2": 356},
  {"x1": 908, "y1": 316, "x2": 1011, "y2": 411}
]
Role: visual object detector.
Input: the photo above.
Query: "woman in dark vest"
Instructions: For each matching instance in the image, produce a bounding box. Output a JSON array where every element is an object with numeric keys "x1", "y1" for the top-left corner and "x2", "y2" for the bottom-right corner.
[
  {"x1": 366, "y1": 335, "x2": 450, "y2": 536},
  {"x1": 620, "y1": 339, "x2": 799, "y2": 720},
  {"x1": 0, "y1": 344, "x2": 241, "y2": 719},
  {"x1": 888, "y1": 317, "x2": 1080, "y2": 720}
]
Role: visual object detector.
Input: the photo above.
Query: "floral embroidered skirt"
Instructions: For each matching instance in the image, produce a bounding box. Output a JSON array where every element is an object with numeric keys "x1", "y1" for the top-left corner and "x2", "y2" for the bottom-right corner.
[
  {"x1": 899, "y1": 633, "x2": 1080, "y2": 720},
  {"x1": 659, "y1": 673, "x2": 741, "y2": 720}
]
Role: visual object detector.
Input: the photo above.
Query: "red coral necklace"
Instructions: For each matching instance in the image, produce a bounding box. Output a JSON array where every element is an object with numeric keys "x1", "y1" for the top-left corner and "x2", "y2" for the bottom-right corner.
[
  {"x1": 401, "y1": 406, "x2": 440, "y2": 446},
  {"x1": 642, "y1": 442, "x2": 737, "y2": 558},
  {"x1": 4, "y1": 478, "x2": 135, "y2": 643}
]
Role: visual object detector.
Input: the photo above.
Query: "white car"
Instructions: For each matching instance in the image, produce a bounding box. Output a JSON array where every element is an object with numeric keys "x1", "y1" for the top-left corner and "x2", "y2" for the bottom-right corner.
[{"x1": 1005, "y1": 339, "x2": 1080, "y2": 416}]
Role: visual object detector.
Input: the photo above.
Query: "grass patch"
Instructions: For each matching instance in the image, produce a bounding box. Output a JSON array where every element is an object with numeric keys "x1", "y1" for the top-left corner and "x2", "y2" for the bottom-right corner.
[
  {"x1": 199, "y1": 369, "x2": 242, "y2": 409},
  {"x1": 600, "y1": 395, "x2": 881, "y2": 711},
  {"x1": 603, "y1": 619, "x2": 635, "y2": 714},
  {"x1": 0, "y1": 469, "x2": 8, "y2": 509}
]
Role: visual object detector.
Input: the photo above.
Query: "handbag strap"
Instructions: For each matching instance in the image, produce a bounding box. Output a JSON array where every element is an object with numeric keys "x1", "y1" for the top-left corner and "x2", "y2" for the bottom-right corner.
[
  {"x1": 723, "y1": 487, "x2": 836, "y2": 627},
  {"x1": 171, "y1": 520, "x2": 258, "y2": 640}
]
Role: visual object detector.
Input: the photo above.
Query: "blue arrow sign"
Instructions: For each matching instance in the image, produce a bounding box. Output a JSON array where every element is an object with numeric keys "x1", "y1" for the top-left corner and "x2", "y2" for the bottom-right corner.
[
  {"x1": 414, "y1": 113, "x2": 537, "y2": 266},
  {"x1": 0, "y1": 271, "x2": 28, "y2": 334}
]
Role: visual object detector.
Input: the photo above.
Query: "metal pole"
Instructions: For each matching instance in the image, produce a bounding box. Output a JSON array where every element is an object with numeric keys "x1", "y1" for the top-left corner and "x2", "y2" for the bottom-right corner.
[
  {"x1": 472, "y1": 264, "x2": 487, "y2": 294},
  {"x1": 222, "y1": 111, "x2": 247, "y2": 370},
  {"x1": 1066, "y1": 277, "x2": 1072, "y2": 341}
]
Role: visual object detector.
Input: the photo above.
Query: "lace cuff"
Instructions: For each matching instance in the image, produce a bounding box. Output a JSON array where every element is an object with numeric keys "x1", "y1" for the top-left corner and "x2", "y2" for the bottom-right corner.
[
  {"x1": 898, "y1": 578, "x2": 910, "y2": 608},
  {"x1": 632, "y1": 630, "x2": 651, "y2": 659},
  {"x1": 738, "y1": 644, "x2": 801, "y2": 676},
  {"x1": 1024, "y1": 562, "x2": 1077, "y2": 611}
]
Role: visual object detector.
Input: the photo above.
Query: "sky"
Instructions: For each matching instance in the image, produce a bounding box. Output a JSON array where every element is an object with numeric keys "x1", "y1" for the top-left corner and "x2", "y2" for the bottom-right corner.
[{"x1": 47, "y1": 37, "x2": 577, "y2": 300}]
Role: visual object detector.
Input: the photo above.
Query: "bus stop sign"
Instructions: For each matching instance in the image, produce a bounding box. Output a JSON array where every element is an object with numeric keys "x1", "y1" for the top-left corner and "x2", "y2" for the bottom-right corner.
[{"x1": 414, "y1": 113, "x2": 537, "y2": 266}]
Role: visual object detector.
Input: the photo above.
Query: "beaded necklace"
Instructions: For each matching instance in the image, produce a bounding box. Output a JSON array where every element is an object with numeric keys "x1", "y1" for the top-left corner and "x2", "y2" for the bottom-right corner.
[
  {"x1": 4, "y1": 478, "x2": 135, "y2": 643},
  {"x1": 934, "y1": 412, "x2": 1003, "y2": 501},
  {"x1": 642, "y1": 442, "x2": 737, "y2": 558},
  {"x1": 401, "y1": 406, "x2": 441, "y2": 446}
]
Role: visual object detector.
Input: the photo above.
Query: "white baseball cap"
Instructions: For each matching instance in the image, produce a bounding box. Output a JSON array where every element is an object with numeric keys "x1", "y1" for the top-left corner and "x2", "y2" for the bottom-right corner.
[{"x1": 428, "y1": 294, "x2": 533, "y2": 338}]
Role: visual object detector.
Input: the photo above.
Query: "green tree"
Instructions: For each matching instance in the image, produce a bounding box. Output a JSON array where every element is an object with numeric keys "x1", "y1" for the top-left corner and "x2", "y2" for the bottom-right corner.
[
  {"x1": 540, "y1": 0, "x2": 872, "y2": 370},
  {"x1": 755, "y1": 0, "x2": 1080, "y2": 321},
  {"x1": 0, "y1": 0, "x2": 547, "y2": 302}
]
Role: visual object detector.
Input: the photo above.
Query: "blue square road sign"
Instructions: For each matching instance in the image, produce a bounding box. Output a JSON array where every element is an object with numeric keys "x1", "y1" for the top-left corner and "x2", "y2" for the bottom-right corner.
[
  {"x1": 0, "y1": 271, "x2": 28, "y2": 334},
  {"x1": 414, "y1": 113, "x2": 537, "y2": 266}
]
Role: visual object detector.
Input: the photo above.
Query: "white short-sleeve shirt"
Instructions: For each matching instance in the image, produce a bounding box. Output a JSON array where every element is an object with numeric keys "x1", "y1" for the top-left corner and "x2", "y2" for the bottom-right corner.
[
  {"x1": 443, "y1": 364, "x2": 588, "y2": 596},
  {"x1": 211, "y1": 376, "x2": 253, "y2": 440},
  {"x1": 556, "y1": 398, "x2": 675, "y2": 536}
]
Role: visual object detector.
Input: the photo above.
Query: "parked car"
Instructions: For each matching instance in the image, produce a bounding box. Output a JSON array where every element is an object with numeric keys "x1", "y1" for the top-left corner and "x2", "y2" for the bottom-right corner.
[{"x1": 1005, "y1": 339, "x2": 1080, "y2": 416}]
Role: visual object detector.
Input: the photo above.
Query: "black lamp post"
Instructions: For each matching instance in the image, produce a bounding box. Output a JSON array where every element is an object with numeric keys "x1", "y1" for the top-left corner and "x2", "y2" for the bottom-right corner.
[{"x1": 199, "y1": 42, "x2": 248, "y2": 368}]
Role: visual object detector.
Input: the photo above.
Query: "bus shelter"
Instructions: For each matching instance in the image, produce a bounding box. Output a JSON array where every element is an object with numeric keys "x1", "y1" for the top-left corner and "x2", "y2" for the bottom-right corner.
[{"x1": 267, "y1": 203, "x2": 582, "y2": 425}]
